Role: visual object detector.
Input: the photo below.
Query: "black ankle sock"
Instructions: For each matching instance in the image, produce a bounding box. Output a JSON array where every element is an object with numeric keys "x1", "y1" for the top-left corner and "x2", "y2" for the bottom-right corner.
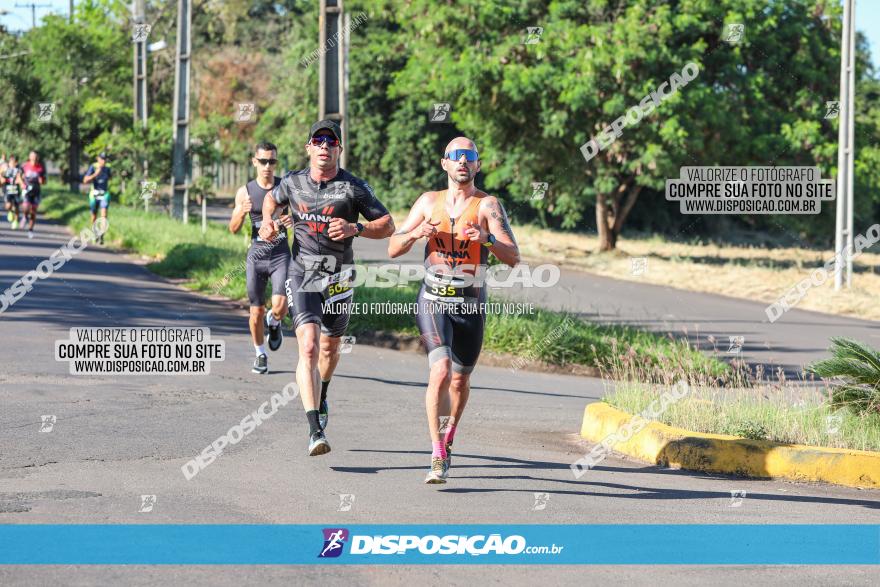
[
  {"x1": 320, "y1": 380, "x2": 330, "y2": 404},
  {"x1": 306, "y1": 410, "x2": 322, "y2": 435}
]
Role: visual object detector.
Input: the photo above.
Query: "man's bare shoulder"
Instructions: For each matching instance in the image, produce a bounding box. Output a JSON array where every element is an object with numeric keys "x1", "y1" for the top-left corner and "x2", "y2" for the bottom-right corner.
[
  {"x1": 476, "y1": 191, "x2": 502, "y2": 208},
  {"x1": 234, "y1": 185, "x2": 249, "y2": 202},
  {"x1": 416, "y1": 190, "x2": 445, "y2": 209}
]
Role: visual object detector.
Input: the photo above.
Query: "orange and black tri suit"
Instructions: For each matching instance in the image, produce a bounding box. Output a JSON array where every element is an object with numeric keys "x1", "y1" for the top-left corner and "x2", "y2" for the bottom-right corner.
[{"x1": 415, "y1": 191, "x2": 489, "y2": 374}]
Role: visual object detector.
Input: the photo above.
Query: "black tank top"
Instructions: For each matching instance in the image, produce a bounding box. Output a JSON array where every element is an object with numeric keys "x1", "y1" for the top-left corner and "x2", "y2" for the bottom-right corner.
[{"x1": 246, "y1": 177, "x2": 284, "y2": 240}]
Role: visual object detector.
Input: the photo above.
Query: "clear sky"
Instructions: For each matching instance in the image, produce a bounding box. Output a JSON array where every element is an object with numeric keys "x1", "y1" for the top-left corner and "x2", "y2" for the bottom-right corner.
[{"x1": 2, "y1": 0, "x2": 880, "y2": 70}]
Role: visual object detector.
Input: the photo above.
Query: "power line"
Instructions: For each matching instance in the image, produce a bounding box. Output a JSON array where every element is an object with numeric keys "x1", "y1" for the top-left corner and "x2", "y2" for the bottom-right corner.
[{"x1": 14, "y1": 3, "x2": 51, "y2": 28}]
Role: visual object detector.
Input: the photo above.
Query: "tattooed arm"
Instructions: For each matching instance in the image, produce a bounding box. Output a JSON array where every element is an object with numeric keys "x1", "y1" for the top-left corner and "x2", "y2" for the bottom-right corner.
[{"x1": 480, "y1": 196, "x2": 520, "y2": 267}]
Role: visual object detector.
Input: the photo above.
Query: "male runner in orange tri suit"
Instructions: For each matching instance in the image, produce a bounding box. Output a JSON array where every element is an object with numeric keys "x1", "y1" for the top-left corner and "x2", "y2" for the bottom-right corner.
[{"x1": 388, "y1": 137, "x2": 520, "y2": 483}]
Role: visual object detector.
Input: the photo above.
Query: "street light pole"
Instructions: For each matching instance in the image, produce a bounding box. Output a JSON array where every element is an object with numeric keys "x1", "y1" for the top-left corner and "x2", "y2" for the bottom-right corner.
[
  {"x1": 133, "y1": 0, "x2": 148, "y2": 184},
  {"x1": 133, "y1": 0, "x2": 147, "y2": 129},
  {"x1": 834, "y1": 0, "x2": 856, "y2": 289},
  {"x1": 171, "y1": 0, "x2": 192, "y2": 222},
  {"x1": 319, "y1": 0, "x2": 347, "y2": 169}
]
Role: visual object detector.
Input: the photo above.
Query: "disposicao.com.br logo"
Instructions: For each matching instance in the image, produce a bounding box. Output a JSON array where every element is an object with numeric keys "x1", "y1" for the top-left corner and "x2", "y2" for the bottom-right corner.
[{"x1": 318, "y1": 528, "x2": 563, "y2": 558}]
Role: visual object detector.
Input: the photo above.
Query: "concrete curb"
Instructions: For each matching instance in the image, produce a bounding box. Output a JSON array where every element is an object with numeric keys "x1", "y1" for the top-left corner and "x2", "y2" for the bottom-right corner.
[{"x1": 580, "y1": 402, "x2": 880, "y2": 489}]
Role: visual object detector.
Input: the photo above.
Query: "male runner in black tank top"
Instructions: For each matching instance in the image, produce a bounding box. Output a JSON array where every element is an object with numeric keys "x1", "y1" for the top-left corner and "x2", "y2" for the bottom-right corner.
[{"x1": 229, "y1": 141, "x2": 292, "y2": 375}]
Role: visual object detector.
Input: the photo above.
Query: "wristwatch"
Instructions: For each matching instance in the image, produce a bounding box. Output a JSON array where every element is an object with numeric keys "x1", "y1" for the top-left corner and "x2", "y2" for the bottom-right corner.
[
  {"x1": 482, "y1": 233, "x2": 496, "y2": 247},
  {"x1": 355, "y1": 222, "x2": 365, "y2": 236}
]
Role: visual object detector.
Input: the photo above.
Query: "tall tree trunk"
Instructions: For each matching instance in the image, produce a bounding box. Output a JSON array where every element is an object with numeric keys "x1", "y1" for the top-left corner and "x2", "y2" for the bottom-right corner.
[
  {"x1": 613, "y1": 184, "x2": 642, "y2": 236},
  {"x1": 68, "y1": 107, "x2": 80, "y2": 193},
  {"x1": 596, "y1": 180, "x2": 642, "y2": 252},
  {"x1": 596, "y1": 193, "x2": 614, "y2": 251}
]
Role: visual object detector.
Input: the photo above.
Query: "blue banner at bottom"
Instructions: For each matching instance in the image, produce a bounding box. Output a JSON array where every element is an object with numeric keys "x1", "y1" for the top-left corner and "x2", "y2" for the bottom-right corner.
[{"x1": 0, "y1": 525, "x2": 878, "y2": 564}]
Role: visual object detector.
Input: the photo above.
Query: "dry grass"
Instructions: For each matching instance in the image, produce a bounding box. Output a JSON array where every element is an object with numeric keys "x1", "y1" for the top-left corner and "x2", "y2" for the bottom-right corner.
[
  {"x1": 512, "y1": 225, "x2": 880, "y2": 322},
  {"x1": 605, "y1": 381, "x2": 880, "y2": 452}
]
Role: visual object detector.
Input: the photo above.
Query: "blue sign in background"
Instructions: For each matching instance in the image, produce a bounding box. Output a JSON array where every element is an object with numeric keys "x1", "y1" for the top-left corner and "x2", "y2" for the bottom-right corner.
[{"x1": 0, "y1": 525, "x2": 878, "y2": 565}]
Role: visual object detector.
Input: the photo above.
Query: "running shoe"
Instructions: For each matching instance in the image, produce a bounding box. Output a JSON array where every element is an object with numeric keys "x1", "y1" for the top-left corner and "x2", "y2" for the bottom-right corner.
[
  {"x1": 11, "y1": 217, "x2": 18, "y2": 230},
  {"x1": 27, "y1": 230, "x2": 33, "y2": 239},
  {"x1": 6, "y1": 211, "x2": 12, "y2": 223},
  {"x1": 319, "y1": 399, "x2": 329, "y2": 430},
  {"x1": 424, "y1": 456, "x2": 449, "y2": 484},
  {"x1": 252, "y1": 353, "x2": 268, "y2": 374},
  {"x1": 266, "y1": 314, "x2": 283, "y2": 351},
  {"x1": 308, "y1": 431, "x2": 331, "y2": 456},
  {"x1": 445, "y1": 442, "x2": 453, "y2": 468}
]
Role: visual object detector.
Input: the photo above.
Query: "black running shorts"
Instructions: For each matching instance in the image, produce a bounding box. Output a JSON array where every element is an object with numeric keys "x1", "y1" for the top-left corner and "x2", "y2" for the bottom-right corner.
[
  {"x1": 246, "y1": 237, "x2": 291, "y2": 306},
  {"x1": 414, "y1": 278, "x2": 486, "y2": 375}
]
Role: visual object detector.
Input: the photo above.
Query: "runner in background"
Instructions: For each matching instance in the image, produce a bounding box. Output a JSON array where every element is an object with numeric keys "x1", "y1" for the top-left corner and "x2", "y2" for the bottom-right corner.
[
  {"x1": 3, "y1": 154, "x2": 25, "y2": 230},
  {"x1": 83, "y1": 152, "x2": 112, "y2": 244},
  {"x1": 228, "y1": 141, "x2": 291, "y2": 375},
  {"x1": 20, "y1": 151, "x2": 46, "y2": 239}
]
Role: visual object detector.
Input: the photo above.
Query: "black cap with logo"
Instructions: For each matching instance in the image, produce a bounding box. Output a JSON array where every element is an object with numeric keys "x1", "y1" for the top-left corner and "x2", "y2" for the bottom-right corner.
[{"x1": 308, "y1": 119, "x2": 342, "y2": 143}]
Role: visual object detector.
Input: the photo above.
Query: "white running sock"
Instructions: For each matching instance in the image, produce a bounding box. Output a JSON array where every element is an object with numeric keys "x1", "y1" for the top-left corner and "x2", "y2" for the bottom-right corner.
[
  {"x1": 267, "y1": 313, "x2": 281, "y2": 327},
  {"x1": 255, "y1": 344, "x2": 267, "y2": 356}
]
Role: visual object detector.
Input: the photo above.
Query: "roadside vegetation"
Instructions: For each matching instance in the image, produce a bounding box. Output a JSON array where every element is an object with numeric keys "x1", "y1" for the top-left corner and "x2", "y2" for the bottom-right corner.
[
  {"x1": 604, "y1": 338, "x2": 880, "y2": 452},
  {"x1": 605, "y1": 381, "x2": 880, "y2": 452}
]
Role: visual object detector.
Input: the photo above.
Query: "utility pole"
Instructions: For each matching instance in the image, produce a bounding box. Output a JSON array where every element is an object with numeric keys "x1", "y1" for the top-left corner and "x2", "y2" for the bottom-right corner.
[
  {"x1": 319, "y1": 0, "x2": 348, "y2": 169},
  {"x1": 15, "y1": 3, "x2": 50, "y2": 28},
  {"x1": 133, "y1": 0, "x2": 147, "y2": 129},
  {"x1": 171, "y1": 0, "x2": 192, "y2": 221},
  {"x1": 133, "y1": 0, "x2": 148, "y2": 184},
  {"x1": 834, "y1": 0, "x2": 856, "y2": 289},
  {"x1": 67, "y1": 3, "x2": 80, "y2": 193}
]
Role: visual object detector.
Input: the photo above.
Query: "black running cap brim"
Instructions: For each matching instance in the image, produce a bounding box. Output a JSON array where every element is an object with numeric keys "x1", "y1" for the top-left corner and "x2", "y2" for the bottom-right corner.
[{"x1": 309, "y1": 120, "x2": 342, "y2": 142}]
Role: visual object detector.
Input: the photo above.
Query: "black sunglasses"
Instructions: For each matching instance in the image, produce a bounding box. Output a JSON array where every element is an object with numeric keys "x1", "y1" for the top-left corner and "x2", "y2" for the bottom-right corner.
[
  {"x1": 255, "y1": 158, "x2": 278, "y2": 166},
  {"x1": 309, "y1": 136, "x2": 340, "y2": 147}
]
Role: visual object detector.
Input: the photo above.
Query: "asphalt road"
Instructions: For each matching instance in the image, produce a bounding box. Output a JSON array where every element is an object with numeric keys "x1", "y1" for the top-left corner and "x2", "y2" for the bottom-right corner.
[{"x1": 2, "y1": 218, "x2": 878, "y2": 585}]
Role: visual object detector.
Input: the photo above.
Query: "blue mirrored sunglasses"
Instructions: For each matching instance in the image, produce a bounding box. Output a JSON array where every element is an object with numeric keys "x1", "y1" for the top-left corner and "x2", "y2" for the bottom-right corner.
[{"x1": 444, "y1": 149, "x2": 479, "y2": 162}]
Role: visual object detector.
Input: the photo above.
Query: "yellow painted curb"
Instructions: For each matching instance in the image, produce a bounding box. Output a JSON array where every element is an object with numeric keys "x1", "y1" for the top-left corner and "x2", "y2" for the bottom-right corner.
[{"x1": 579, "y1": 402, "x2": 880, "y2": 489}]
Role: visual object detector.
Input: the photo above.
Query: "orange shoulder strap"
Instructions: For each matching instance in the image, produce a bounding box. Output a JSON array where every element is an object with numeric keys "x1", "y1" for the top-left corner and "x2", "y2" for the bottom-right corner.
[
  {"x1": 429, "y1": 191, "x2": 447, "y2": 224},
  {"x1": 464, "y1": 196, "x2": 482, "y2": 223}
]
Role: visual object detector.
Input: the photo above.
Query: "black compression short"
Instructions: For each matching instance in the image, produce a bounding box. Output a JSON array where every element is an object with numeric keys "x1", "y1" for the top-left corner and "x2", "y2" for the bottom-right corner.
[
  {"x1": 284, "y1": 258, "x2": 353, "y2": 338},
  {"x1": 246, "y1": 237, "x2": 291, "y2": 306},
  {"x1": 414, "y1": 278, "x2": 486, "y2": 375}
]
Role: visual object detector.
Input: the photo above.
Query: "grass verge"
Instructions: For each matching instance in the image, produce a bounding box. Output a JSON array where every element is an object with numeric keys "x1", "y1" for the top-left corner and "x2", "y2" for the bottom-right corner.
[
  {"x1": 512, "y1": 224, "x2": 880, "y2": 322},
  {"x1": 42, "y1": 190, "x2": 727, "y2": 379},
  {"x1": 604, "y1": 382, "x2": 880, "y2": 452}
]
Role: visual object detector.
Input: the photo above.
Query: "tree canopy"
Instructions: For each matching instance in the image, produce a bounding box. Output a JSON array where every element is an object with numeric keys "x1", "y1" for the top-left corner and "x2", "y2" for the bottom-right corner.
[{"x1": 1, "y1": 0, "x2": 877, "y2": 249}]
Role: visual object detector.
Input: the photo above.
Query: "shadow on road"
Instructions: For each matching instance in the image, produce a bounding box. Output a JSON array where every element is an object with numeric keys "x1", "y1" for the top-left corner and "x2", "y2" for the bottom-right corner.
[
  {"x1": 335, "y1": 448, "x2": 880, "y2": 510},
  {"x1": 336, "y1": 373, "x2": 596, "y2": 399},
  {"x1": 439, "y1": 478, "x2": 880, "y2": 509}
]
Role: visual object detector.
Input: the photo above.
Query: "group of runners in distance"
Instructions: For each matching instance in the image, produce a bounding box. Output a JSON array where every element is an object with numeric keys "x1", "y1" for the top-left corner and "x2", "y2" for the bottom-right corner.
[
  {"x1": 1, "y1": 151, "x2": 46, "y2": 238},
  {"x1": 231, "y1": 120, "x2": 520, "y2": 483},
  {"x1": 1, "y1": 151, "x2": 111, "y2": 243}
]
